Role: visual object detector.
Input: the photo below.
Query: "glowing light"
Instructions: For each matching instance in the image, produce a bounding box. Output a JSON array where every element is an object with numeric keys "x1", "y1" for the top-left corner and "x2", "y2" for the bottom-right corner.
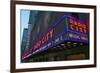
[
  {"x1": 34, "y1": 29, "x2": 54, "y2": 50},
  {"x1": 69, "y1": 18, "x2": 87, "y2": 34}
]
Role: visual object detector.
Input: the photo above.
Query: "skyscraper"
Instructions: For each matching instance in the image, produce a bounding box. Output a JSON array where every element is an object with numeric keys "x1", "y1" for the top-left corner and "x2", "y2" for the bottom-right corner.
[{"x1": 21, "y1": 28, "x2": 28, "y2": 55}]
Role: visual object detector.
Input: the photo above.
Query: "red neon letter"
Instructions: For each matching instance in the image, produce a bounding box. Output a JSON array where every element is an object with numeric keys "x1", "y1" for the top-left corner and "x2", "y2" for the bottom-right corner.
[
  {"x1": 50, "y1": 29, "x2": 54, "y2": 38},
  {"x1": 69, "y1": 18, "x2": 73, "y2": 24}
]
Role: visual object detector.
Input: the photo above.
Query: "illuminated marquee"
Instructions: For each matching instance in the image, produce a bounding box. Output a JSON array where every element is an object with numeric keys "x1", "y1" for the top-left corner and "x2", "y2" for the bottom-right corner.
[{"x1": 33, "y1": 15, "x2": 89, "y2": 55}]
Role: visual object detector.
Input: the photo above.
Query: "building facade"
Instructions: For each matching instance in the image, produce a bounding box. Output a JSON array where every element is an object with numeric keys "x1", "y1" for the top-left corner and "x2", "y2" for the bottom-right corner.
[
  {"x1": 22, "y1": 10, "x2": 89, "y2": 62},
  {"x1": 21, "y1": 28, "x2": 28, "y2": 58}
]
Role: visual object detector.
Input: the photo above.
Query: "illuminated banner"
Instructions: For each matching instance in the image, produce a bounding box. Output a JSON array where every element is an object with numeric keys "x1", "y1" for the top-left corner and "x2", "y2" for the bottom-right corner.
[{"x1": 23, "y1": 14, "x2": 89, "y2": 59}]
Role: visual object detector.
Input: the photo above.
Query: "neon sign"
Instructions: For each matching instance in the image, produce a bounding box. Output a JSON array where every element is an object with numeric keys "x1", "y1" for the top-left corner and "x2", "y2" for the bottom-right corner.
[
  {"x1": 69, "y1": 18, "x2": 87, "y2": 34},
  {"x1": 34, "y1": 29, "x2": 54, "y2": 50},
  {"x1": 33, "y1": 15, "x2": 89, "y2": 53}
]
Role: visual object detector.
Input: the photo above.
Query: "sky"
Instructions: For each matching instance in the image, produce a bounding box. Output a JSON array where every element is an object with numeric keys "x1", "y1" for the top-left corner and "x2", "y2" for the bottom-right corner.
[{"x1": 20, "y1": 10, "x2": 30, "y2": 41}]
